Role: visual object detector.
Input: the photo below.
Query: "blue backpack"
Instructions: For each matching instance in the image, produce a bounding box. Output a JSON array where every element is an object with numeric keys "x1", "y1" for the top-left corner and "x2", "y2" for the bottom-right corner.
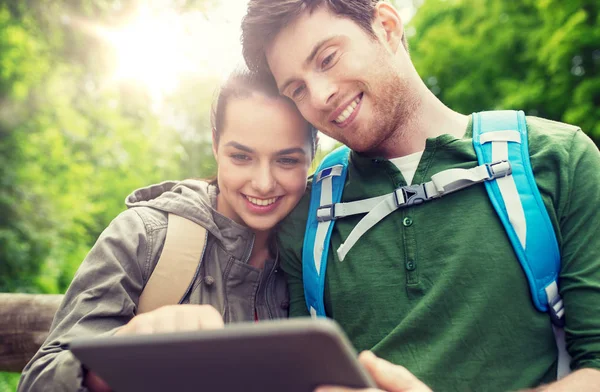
[{"x1": 302, "y1": 110, "x2": 570, "y2": 378}]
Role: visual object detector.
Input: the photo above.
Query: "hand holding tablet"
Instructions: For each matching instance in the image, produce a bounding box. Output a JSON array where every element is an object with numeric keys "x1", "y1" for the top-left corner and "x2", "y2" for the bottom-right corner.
[{"x1": 70, "y1": 317, "x2": 376, "y2": 392}]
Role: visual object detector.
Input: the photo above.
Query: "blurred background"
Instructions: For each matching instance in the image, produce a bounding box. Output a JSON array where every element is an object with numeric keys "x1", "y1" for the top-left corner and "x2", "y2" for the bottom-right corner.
[{"x1": 0, "y1": 0, "x2": 598, "y2": 389}]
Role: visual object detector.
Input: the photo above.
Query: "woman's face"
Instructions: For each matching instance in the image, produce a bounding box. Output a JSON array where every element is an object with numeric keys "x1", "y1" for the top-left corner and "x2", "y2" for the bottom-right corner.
[{"x1": 213, "y1": 94, "x2": 312, "y2": 233}]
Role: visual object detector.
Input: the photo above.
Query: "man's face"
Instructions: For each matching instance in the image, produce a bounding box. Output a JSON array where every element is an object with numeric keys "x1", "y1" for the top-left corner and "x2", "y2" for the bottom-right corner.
[{"x1": 266, "y1": 6, "x2": 409, "y2": 155}]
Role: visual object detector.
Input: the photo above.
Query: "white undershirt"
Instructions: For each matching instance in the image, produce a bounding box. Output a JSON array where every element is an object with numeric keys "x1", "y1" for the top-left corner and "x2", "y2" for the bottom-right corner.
[{"x1": 389, "y1": 151, "x2": 424, "y2": 186}]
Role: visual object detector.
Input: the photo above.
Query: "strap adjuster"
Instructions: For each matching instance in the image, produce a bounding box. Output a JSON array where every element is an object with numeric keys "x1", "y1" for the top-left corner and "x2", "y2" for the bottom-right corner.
[
  {"x1": 548, "y1": 295, "x2": 566, "y2": 328},
  {"x1": 394, "y1": 184, "x2": 429, "y2": 207},
  {"x1": 316, "y1": 204, "x2": 335, "y2": 222},
  {"x1": 486, "y1": 160, "x2": 512, "y2": 179}
]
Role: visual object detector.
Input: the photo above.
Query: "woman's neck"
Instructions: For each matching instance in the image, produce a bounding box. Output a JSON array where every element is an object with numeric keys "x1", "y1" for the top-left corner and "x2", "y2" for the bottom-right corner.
[{"x1": 247, "y1": 230, "x2": 272, "y2": 269}]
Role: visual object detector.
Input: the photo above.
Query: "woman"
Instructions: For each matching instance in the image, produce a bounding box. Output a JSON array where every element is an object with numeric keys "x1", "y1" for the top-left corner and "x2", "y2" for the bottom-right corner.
[{"x1": 18, "y1": 69, "x2": 318, "y2": 391}]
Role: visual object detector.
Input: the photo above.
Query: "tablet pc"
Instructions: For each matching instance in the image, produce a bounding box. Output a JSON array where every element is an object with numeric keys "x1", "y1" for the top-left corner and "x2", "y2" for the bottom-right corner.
[{"x1": 69, "y1": 317, "x2": 375, "y2": 392}]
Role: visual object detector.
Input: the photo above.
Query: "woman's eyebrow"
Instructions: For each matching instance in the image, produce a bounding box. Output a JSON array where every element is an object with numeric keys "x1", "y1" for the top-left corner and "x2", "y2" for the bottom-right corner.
[
  {"x1": 276, "y1": 148, "x2": 306, "y2": 156},
  {"x1": 224, "y1": 141, "x2": 253, "y2": 153},
  {"x1": 224, "y1": 142, "x2": 305, "y2": 156}
]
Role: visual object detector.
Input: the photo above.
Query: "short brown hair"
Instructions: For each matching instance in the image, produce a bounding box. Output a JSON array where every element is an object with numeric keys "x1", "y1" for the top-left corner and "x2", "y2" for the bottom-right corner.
[{"x1": 242, "y1": 0, "x2": 381, "y2": 74}]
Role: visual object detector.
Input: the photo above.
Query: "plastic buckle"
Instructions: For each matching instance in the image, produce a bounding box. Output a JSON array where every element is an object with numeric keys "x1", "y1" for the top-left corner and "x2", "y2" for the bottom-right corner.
[
  {"x1": 394, "y1": 184, "x2": 429, "y2": 207},
  {"x1": 316, "y1": 204, "x2": 335, "y2": 222},
  {"x1": 548, "y1": 296, "x2": 566, "y2": 328},
  {"x1": 486, "y1": 160, "x2": 512, "y2": 179}
]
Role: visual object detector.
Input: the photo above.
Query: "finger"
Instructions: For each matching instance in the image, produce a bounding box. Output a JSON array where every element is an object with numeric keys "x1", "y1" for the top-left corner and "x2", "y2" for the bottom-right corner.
[
  {"x1": 115, "y1": 315, "x2": 152, "y2": 336},
  {"x1": 175, "y1": 306, "x2": 210, "y2": 332},
  {"x1": 129, "y1": 314, "x2": 155, "y2": 335},
  {"x1": 151, "y1": 305, "x2": 224, "y2": 332},
  {"x1": 315, "y1": 387, "x2": 380, "y2": 392},
  {"x1": 194, "y1": 305, "x2": 225, "y2": 330},
  {"x1": 174, "y1": 306, "x2": 197, "y2": 332},
  {"x1": 359, "y1": 352, "x2": 431, "y2": 392},
  {"x1": 169, "y1": 305, "x2": 224, "y2": 331},
  {"x1": 84, "y1": 370, "x2": 113, "y2": 392}
]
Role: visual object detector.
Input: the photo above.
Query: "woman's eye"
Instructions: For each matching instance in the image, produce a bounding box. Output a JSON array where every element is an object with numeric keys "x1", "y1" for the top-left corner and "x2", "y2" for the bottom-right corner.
[
  {"x1": 231, "y1": 154, "x2": 250, "y2": 162},
  {"x1": 278, "y1": 157, "x2": 300, "y2": 166}
]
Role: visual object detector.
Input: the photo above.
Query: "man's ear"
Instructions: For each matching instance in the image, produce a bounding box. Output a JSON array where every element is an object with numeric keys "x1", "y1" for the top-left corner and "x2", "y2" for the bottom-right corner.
[
  {"x1": 372, "y1": 2, "x2": 404, "y2": 54},
  {"x1": 212, "y1": 129, "x2": 219, "y2": 160}
]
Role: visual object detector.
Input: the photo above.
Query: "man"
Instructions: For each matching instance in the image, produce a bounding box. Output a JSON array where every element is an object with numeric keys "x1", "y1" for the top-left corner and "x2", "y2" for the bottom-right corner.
[{"x1": 241, "y1": 1, "x2": 600, "y2": 391}]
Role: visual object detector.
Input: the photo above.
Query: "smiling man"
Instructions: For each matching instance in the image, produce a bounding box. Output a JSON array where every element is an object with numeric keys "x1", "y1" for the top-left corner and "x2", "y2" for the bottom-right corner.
[{"x1": 241, "y1": 1, "x2": 600, "y2": 391}]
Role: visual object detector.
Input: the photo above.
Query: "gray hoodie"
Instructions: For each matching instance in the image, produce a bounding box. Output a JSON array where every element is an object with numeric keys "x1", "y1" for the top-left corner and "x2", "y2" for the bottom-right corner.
[{"x1": 18, "y1": 180, "x2": 289, "y2": 392}]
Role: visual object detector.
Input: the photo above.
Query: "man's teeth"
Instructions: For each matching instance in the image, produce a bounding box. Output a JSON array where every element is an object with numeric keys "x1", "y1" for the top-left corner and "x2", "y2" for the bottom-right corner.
[
  {"x1": 246, "y1": 196, "x2": 278, "y2": 206},
  {"x1": 335, "y1": 96, "x2": 361, "y2": 124}
]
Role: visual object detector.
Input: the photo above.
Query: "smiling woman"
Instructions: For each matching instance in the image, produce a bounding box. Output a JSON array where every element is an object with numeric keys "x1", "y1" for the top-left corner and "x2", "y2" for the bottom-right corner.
[{"x1": 17, "y1": 68, "x2": 318, "y2": 392}]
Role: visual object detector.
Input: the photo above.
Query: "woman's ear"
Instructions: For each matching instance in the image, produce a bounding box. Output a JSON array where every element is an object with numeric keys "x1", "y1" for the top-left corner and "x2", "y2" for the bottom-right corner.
[{"x1": 372, "y1": 2, "x2": 404, "y2": 54}]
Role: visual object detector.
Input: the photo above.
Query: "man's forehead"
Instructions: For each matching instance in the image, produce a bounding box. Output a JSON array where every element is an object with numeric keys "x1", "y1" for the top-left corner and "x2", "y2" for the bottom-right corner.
[{"x1": 265, "y1": 7, "x2": 346, "y2": 80}]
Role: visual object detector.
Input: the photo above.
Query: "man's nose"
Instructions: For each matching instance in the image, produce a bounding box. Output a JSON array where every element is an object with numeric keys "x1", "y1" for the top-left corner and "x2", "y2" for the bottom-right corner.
[{"x1": 310, "y1": 76, "x2": 338, "y2": 111}]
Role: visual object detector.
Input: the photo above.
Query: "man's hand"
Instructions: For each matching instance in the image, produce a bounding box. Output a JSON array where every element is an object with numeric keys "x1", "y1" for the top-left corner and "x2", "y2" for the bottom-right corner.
[
  {"x1": 84, "y1": 304, "x2": 224, "y2": 391},
  {"x1": 315, "y1": 351, "x2": 432, "y2": 392}
]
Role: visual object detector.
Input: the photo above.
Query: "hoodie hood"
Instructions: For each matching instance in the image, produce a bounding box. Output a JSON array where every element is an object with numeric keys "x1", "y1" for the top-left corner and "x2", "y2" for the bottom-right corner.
[{"x1": 125, "y1": 179, "x2": 254, "y2": 253}]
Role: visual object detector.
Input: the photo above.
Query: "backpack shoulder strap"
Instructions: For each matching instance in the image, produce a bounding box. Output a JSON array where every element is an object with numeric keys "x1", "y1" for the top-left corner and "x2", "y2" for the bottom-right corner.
[
  {"x1": 472, "y1": 110, "x2": 562, "y2": 322},
  {"x1": 472, "y1": 110, "x2": 570, "y2": 379},
  {"x1": 137, "y1": 213, "x2": 207, "y2": 314},
  {"x1": 303, "y1": 145, "x2": 350, "y2": 317}
]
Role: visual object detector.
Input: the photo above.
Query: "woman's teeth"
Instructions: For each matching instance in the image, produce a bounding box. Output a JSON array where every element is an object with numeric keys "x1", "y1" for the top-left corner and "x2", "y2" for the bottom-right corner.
[
  {"x1": 335, "y1": 96, "x2": 361, "y2": 124},
  {"x1": 246, "y1": 196, "x2": 278, "y2": 206}
]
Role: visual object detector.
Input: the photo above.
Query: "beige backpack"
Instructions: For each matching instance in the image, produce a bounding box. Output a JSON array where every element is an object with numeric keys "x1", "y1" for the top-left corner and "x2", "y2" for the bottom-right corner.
[{"x1": 137, "y1": 213, "x2": 207, "y2": 313}]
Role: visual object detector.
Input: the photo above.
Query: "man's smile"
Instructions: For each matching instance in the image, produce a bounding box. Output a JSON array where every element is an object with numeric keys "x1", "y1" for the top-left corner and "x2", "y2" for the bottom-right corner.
[{"x1": 331, "y1": 93, "x2": 363, "y2": 127}]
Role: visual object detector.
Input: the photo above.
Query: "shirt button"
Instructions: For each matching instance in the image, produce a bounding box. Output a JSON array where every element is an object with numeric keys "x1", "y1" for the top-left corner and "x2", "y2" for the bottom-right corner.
[
  {"x1": 204, "y1": 276, "x2": 215, "y2": 286},
  {"x1": 406, "y1": 260, "x2": 416, "y2": 270},
  {"x1": 403, "y1": 217, "x2": 413, "y2": 227}
]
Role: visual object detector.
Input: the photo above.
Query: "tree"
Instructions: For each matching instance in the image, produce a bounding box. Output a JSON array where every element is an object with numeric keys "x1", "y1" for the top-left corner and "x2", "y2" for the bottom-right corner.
[
  {"x1": 1, "y1": 1, "x2": 218, "y2": 386},
  {"x1": 408, "y1": 0, "x2": 600, "y2": 145}
]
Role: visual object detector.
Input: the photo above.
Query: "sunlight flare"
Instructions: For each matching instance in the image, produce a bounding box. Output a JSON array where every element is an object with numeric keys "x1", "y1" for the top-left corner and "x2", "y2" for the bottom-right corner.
[{"x1": 83, "y1": 2, "x2": 247, "y2": 97}]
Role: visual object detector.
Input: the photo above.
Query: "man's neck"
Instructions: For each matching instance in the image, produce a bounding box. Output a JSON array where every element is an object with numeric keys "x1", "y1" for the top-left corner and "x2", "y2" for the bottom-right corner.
[{"x1": 378, "y1": 87, "x2": 469, "y2": 159}]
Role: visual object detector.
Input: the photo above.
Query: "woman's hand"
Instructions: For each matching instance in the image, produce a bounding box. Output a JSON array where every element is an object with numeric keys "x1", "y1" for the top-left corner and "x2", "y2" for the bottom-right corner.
[
  {"x1": 115, "y1": 304, "x2": 224, "y2": 335},
  {"x1": 84, "y1": 304, "x2": 224, "y2": 391}
]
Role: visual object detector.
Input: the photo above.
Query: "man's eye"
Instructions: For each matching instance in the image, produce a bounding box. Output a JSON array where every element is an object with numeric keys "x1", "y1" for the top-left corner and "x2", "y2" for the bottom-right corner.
[
  {"x1": 292, "y1": 85, "x2": 305, "y2": 99},
  {"x1": 321, "y1": 52, "x2": 336, "y2": 68}
]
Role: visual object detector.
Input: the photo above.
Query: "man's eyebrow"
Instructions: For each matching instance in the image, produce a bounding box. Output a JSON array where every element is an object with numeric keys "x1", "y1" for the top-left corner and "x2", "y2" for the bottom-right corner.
[
  {"x1": 276, "y1": 147, "x2": 307, "y2": 156},
  {"x1": 278, "y1": 36, "x2": 339, "y2": 95},
  {"x1": 224, "y1": 141, "x2": 254, "y2": 153},
  {"x1": 305, "y1": 36, "x2": 337, "y2": 67}
]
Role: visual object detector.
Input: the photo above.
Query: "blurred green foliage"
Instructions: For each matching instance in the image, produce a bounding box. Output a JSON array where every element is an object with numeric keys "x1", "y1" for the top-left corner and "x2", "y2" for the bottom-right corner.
[
  {"x1": 0, "y1": 0, "x2": 598, "y2": 389},
  {"x1": 1, "y1": 0, "x2": 217, "y2": 388},
  {"x1": 0, "y1": 0, "x2": 218, "y2": 295},
  {"x1": 409, "y1": 0, "x2": 600, "y2": 144}
]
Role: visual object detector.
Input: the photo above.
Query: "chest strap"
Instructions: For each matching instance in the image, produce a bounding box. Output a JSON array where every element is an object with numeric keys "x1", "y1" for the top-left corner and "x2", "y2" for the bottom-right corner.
[{"x1": 318, "y1": 160, "x2": 511, "y2": 261}]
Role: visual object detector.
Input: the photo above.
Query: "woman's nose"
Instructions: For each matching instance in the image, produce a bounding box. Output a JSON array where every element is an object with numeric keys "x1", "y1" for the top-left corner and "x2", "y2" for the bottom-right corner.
[{"x1": 251, "y1": 164, "x2": 276, "y2": 194}]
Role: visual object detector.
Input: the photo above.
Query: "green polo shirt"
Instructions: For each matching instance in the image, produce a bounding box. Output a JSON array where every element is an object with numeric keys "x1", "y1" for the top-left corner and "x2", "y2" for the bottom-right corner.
[{"x1": 278, "y1": 116, "x2": 600, "y2": 392}]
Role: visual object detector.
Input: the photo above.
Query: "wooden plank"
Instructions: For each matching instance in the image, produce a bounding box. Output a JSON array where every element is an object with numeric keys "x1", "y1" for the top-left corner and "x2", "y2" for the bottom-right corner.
[{"x1": 0, "y1": 293, "x2": 63, "y2": 372}]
